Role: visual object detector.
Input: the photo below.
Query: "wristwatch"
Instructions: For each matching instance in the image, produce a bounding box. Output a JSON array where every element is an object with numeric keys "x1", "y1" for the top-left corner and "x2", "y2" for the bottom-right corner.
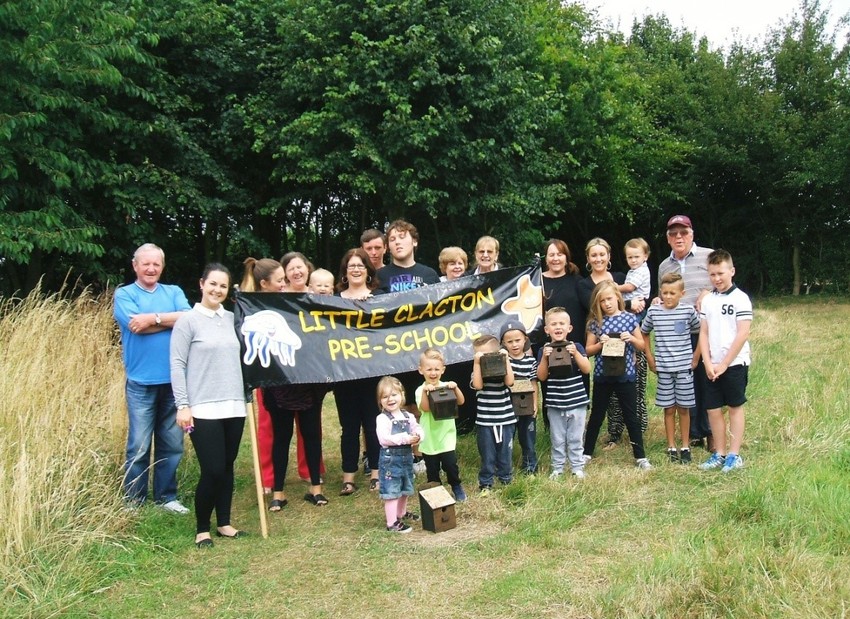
[{"x1": 155, "y1": 313, "x2": 162, "y2": 325}]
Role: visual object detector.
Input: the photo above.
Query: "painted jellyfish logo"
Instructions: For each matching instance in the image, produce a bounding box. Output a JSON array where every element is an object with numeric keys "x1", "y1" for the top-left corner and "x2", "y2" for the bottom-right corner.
[{"x1": 241, "y1": 310, "x2": 303, "y2": 368}]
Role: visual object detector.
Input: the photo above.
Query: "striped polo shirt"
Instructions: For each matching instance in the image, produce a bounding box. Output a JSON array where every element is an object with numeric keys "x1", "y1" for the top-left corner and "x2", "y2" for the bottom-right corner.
[{"x1": 641, "y1": 303, "x2": 700, "y2": 372}]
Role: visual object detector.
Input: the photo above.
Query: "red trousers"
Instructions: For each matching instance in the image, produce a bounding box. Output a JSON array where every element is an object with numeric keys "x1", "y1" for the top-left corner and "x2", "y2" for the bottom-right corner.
[{"x1": 256, "y1": 390, "x2": 326, "y2": 487}]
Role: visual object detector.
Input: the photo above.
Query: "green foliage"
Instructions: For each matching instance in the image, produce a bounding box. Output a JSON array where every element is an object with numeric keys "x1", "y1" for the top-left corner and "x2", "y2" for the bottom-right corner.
[
  {"x1": 0, "y1": 0, "x2": 151, "y2": 288},
  {"x1": 235, "y1": 0, "x2": 570, "y2": 262},
  {"x1": 761, "y1": 0, "x2": 850, "y2": 294},
  {"x1": 1, "y1": 0, "x2": 848, "y2": 294}
]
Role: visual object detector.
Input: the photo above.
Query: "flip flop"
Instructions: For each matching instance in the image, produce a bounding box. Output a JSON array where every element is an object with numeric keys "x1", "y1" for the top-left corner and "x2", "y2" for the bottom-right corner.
[
  {"x1": 339, "y1": 481, "x2": 357, "y2": 496},
  {"x1": 268, "y1": 498, "x2": 288, "y2": 512},
  {"x1": 369, "y1": 478, "x2": 379, "y2": 491},
  {"x1": 304, "y1": 493, "x2": 329, "y2": 506}
]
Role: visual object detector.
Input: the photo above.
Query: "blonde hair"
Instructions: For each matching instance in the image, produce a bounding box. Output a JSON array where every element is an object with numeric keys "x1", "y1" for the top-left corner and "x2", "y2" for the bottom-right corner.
[
  {"x1": 309, "y1": 268, "x2": 334, "y2": 285},
  {"x1": 419, "y1": 347, "x2": 445, "y2": 366},
  {"x1": 240, "y1": 257, "x2": 282, "y2": 292},
  {"x1": 624, "y1": 237, "x2": 650, "y2": 257},
  {"x1": 474, "y1": 236, "x2": 500, "y2": 267},
  {"x1": 586, "y1": 280, "x2": 624, "y2": 328},
  {"x1": 545, "y1": 306, "x2": 571, "y2": 325},
  {"x1": 438, "y1": 246, "x2": 468, "y2": 274},
  {"x1": 472, "y1": 334, "x2": 498, "y2": 352},
  {"x1": 376, "y1": 376, "x2": 405, "y2": 407},
  {"x1": 585, "y1": 237, "x2": 612, "y2": 258}
]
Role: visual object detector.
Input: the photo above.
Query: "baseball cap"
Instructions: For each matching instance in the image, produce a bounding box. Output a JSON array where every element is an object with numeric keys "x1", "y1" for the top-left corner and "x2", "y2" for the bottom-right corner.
[
  {"x1": 499, "y1": 321, "x2": 527, "y2": 342},
  {"x1": 666, "y1": 215, "x2": 692, "y2": 229}
]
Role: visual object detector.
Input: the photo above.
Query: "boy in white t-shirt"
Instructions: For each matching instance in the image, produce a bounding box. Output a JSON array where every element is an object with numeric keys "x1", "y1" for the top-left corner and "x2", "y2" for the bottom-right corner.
[{"x1": 697, "y1": 250, "x2": 753, "y2": 473}]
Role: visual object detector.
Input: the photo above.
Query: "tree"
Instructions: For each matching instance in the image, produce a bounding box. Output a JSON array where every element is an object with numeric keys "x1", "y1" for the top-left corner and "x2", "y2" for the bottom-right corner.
[
  {"x1": 237, "y1": 0, "x2": 565, "y2": 265},
  {"x1": 0, "y1": 0, "x2": 159, "y2": 293},
  {"x1": 762, "y1": 0, "x2": 850, "y2": 294}
]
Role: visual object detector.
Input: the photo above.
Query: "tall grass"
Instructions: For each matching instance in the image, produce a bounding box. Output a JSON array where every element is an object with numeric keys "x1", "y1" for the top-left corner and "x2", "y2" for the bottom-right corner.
[
  {"x1": 0, "y1": 289, "x2": 129, "y2": 617},
  {"x1": 2, "y1": 295, "x2": 849, "y2": 618}
]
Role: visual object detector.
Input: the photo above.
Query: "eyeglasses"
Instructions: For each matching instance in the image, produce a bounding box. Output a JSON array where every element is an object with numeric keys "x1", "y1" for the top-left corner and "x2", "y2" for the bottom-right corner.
[
  {"x1": 346, "y1": 264, "x2": 366, "y2": 271},
  {"x1": 667, "y1": 229, "x2": 691, "y2": 238}
]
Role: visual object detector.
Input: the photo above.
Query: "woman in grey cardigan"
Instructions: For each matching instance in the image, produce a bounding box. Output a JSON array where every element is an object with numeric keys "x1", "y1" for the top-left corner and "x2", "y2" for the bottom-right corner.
[{"x1": 171, "y1": 263, "x2": 247, "y2": 548}]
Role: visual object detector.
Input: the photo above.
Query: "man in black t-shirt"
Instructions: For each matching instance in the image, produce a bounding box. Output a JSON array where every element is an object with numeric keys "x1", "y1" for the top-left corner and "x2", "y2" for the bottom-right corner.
[
  {"x1": 375, "y1": 220, "x2": 439, "y2": 294},
  {"x1": 374, "y1": 220, "x2": 439, "y2": 471}
]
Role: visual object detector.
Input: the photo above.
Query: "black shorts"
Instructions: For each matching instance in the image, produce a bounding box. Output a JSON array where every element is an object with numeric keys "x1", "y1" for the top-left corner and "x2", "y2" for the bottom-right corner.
[{"x1": 704, "y1": 364, "x2": 748, "y2": 409}]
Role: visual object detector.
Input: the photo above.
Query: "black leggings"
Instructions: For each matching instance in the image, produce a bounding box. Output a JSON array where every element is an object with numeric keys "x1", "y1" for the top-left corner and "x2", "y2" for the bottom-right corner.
[
  {"x1": 190, "y1": 417, "x2": 245, "y2": 534},
  {"x1": 584, "y1": 381, "x2": 645, "y2": 459},
  {"x1": 266, "y1": 402, "x2": 323, "y2": 489},
  {"x1": 424, "y1": 450, "x2": 461, "y2": 486},
  {"x1": 334, "y1": 378, "x2": 380, "y2": 474}
]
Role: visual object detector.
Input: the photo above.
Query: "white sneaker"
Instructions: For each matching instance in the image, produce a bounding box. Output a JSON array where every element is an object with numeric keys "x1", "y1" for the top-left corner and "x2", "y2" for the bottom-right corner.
[
  {"x1": 571, "y1": 469, "x2": 586, "y2": 479},
  {"x1": 582, "y1": 455, "x2": 592, "y2": 464},
  {"x1": 160, "y1": 499, "x2": 189, "y2": 514},
  {"x1": 635, "y1": 458, "x2": 653, "y2": 471},
  {"x1": 549, "y1": 471, "x2": 563, "y2": 480}
]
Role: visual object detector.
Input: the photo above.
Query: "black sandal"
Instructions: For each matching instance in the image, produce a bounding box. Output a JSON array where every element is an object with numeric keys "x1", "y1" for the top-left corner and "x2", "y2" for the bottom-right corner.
[
  {"x1": 304, "y1": 493, "x2": 329, "y2": 506},
  {"x1": 339, "y1": 481, "x2": 357, "y2": 496},
  {"x1": 268, "y1": 498, "x2": 288, "y2": 512},
  {"x1": 369, "y1": 478, "x2": 379, "y2": 491}
]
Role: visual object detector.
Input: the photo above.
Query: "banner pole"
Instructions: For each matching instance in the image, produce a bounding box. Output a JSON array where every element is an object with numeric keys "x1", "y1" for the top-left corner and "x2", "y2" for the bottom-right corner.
[{"x1": 246, "y1": 391, "x2": 269, "y2": 539}]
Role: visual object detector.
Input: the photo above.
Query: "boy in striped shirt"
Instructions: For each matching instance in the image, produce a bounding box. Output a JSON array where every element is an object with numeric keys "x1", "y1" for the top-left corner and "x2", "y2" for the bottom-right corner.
[
  {"x1": 500, "y1": 321, "x2": 539, "y2": 475},
  {"x1": 471, "y1": 334, "x2": 515, "y2": 494},
  {"x1": 641, "y1": 273, "x2": 701, "y2": 463},
  {"x1": 536, "y1": 307, "x2": 591, "y2": 479}
]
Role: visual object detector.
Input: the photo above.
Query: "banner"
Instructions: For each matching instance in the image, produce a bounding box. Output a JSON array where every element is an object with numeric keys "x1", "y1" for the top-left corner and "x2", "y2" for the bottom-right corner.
[{"x1": 233, "y1": 262, "x2": 544, "y2": 387}]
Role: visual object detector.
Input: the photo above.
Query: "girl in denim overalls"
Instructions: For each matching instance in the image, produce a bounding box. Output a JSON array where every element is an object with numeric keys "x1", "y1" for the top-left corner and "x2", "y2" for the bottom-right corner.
[{"x1": 375, "y1": 376, "x2": 424, "y2": 533}]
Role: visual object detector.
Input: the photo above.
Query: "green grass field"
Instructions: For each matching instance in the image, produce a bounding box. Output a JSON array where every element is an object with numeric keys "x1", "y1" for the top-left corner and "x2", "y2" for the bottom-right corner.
[{"x1": 2, "y1": 294, "x2": 848, "y2": 618}]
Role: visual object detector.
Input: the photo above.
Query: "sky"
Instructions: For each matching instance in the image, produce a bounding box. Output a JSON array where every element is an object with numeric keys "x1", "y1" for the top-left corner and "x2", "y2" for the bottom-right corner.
[{"x1": 586, "y1": 0, "x2": 850, "y2": 48}]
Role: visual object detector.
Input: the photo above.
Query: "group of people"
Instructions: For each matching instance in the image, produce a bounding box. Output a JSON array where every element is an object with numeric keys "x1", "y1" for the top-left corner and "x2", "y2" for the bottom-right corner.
[{"x1": 113, "y1": 214, "x2": 752, "y2": 542}]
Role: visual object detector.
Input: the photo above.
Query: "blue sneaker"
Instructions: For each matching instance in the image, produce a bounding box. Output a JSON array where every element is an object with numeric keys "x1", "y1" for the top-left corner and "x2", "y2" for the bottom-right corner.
[
  {"x1": 721, "y1": 453, "x2": 744, "y2": 472},
  {"x1": 699, "y1": 452, "x2": 726, "y2": 470},
  {"x1": 452, "y1": 484, "x2": 467, "y2": 502}
]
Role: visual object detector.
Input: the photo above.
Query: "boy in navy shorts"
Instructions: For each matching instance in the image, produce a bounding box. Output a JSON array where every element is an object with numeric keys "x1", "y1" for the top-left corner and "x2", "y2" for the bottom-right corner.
[{"x1": 697, "y1": 250, "x2": 753, "y2": 473}]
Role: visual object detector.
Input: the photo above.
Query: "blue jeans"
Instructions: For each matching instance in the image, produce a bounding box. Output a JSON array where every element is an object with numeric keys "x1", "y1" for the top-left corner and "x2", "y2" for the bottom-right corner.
[
  {"x1": 124, "y1": 380, "x2": 184, "y2": 503},
  {"x1": 476, "y1": 423, "x2": 515, "y2": 488},
  {"x1": 515, "y1": 415, "x2": 538, "y2": 473}
]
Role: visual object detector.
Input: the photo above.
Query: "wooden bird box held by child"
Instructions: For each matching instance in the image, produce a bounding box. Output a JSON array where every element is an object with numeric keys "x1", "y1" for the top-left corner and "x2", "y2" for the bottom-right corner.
[
  {"x1": 602, "y1": 334, "x2": 626, "y2": 377},
  {"x1": 480, "y1": 352, "x2": 506, "y2": 381},
  {"x1": 510, "y1": 379, "x2": 536, "y2": 416},
  {"x1": 547, "y1": 341, "x2": 573, "y2": 378},
  {"x1": 427, "y1": 387, "x2": 458, "y2": 420}
]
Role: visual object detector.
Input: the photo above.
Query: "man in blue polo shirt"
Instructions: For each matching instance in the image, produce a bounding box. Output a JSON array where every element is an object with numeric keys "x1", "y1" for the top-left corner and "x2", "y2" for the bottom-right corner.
[{"x1": 114, "y1": 243, "x2": 191, "y2": 512}]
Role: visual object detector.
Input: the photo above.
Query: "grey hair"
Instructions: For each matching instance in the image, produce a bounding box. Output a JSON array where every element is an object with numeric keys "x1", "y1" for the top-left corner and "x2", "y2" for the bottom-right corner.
[{"x1": 133, "y1": 243, "x2": 165, "y2": 263}]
